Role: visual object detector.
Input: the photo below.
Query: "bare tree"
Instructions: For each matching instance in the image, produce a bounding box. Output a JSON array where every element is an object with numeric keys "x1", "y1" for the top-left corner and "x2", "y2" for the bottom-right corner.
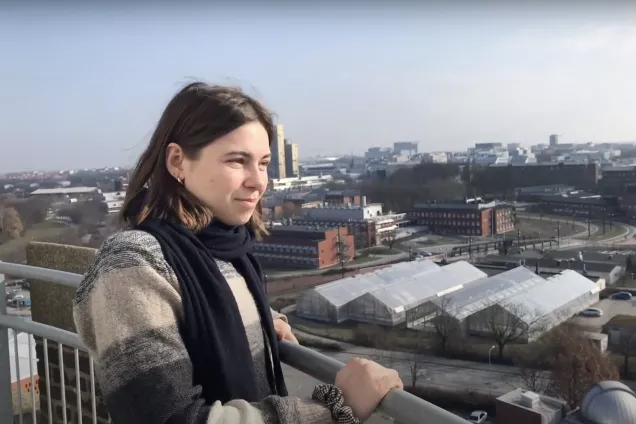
[
  {"x1": 0, "y1": 206, "x2": 24, "y2": 241},
  {"x1": 382, "y1": 233, "x2": 397, "y2": 250},
  {"x1": 516, "y1": 324, "x2": 619, "y2": 408},
  {"x1": 369, "y1": 329, "x2": 397, "y2": 369},
  {"x1": 546, "y1": 325, "x2": 618, "y2": 408},
  {"x1": 376, "y1": 345, "x2": 396, "y2": 369},
  {"x1": 431, "y1": 296, "x2": 462, "y2": 354},
  {"x1": 57, "y1": 200, "x2": 107, "y2": 225},
  {"x1": 3, "y1": 197, "x2": 51, "y2": 229},
  {"x1": 407, "y1": 332, "x2": 427, "y2": 388},
  {"x1": 518, "y1": 365, "x2": 553, "y2": 394},
  {"x1": 478, "y1": 301, "x2": 546, "y2": 361}
]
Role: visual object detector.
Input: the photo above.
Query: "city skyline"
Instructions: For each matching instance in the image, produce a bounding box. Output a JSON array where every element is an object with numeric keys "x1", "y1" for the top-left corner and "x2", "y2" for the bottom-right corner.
[{"x1": 1, "y1": 2, "x2": 636, "y2": 172}]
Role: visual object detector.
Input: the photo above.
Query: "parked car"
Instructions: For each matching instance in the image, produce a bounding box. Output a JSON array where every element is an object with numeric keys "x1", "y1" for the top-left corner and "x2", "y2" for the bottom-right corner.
[
  {"x1": 580, "y1": 308, "x2": 603, "y2": 317},
  {"x1": 5, "y1": 293, "x2": 24, "y2": 302},
  {"x1": 5, "y1": 279, "x2": 26, "y2": 287},
  {"x1": 469, "y1": 410, "x2": 488, "y2": 423},
  {"x1": 611, "y1": 292, "x2": 633, "y2": 301},
  {"x1": 8, "y1": 298, "x2": 30, "y2": 308}
]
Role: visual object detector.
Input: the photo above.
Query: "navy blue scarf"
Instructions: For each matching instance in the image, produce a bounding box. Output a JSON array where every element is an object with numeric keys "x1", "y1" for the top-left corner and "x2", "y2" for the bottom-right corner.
[{"x1": 133, "y1": 208, "x2": 287, "y2": 404}]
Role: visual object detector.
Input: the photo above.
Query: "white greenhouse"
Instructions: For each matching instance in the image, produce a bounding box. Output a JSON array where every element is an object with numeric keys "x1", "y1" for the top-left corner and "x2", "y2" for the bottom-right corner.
[
  {"x1": 409, "y1": 266, "x2": 546, "y2": 331},
  {"x1": 347, "y1": 261, "x2": 488, "y2": 326},
  {"x1": 464, "y1": 269, "x2": 600, "y2": 341},
  {"x1": 296, "y1": 259, "x2": 441, "y2": 323}
]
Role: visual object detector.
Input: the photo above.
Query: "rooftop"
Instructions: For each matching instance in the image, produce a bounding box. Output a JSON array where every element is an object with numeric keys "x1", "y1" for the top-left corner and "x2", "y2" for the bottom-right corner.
[
  {"x1": 413, "y1": 197, "x2": 496, "y2": 210},
  {"x1": 497, "y1": 388, "x2": 567, "y2": 421},
  {"x1": 505, "y1": 270, "x2": 599, "y2": 324},
  {"x1": 30, "y1": 186, "x2": 99, "y2": 195},
  {"x1": 365, "y1": 261, "x2": 487, "y2": 311},
  {"x1": 313, "y1": 259, "x2": 441, "y2": 307},
  {"x1": 435, "y1": 266, "x2": 546, "y2": 321},
  {"x1": 267, "y1": 225, "x2": 343, "y2": 234},
  {"x1": 538, "y1": 191, "x2": 605, "y2": 204}
]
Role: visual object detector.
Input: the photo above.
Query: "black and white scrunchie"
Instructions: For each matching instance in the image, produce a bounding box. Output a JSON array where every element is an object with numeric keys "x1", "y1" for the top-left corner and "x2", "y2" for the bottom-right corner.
[{"x1": 312, "y1": 384, "x2": 363, "y2": 424}]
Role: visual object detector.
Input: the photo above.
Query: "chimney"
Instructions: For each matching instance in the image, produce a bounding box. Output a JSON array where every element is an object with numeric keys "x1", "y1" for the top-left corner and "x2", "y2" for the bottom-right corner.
[{"x1": 361, "y1": 196, "x2": 367, "y2": 207}]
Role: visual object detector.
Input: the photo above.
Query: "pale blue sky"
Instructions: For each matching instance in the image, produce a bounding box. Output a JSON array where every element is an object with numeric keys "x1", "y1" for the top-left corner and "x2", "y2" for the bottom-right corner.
[{"x1": 1, "y1": 2, "x2": 636, "y2": 172}]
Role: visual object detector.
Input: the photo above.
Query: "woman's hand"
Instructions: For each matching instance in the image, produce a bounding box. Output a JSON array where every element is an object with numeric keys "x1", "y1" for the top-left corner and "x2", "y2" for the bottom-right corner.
[
  {"x1": 335, "y1": 358, "x2": 403, "y2": 421},
  {"x1": 273, "y1": 318, "x2": 298, "y2": 344}
]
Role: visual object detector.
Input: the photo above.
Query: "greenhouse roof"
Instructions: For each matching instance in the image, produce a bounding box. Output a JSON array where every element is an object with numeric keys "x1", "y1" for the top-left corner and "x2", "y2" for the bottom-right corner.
[
  {"x1": 313, "y1": 259, "x2": 441, "y2": 307},
  {"x1": 504, "y1": 269, "x2": 599, "y2": 324},
  {"x1": 362, "y1": 261, "x2": 488, "y2": 311},
  {"x1": 436, "y1": 266, "x2": 547, "y2": 321}
]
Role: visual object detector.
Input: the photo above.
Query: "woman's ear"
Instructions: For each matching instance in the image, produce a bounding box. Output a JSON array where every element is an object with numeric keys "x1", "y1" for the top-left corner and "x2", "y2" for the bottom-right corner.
[{"x1": 166, "y1": 142, "x2": 185, "y2": 180}]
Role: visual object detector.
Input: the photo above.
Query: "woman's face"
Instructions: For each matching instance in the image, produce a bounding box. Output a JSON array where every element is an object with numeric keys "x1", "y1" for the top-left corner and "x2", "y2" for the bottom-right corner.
[{"x1": 167, "y1": 121, "x2": 271, "y2": 226}]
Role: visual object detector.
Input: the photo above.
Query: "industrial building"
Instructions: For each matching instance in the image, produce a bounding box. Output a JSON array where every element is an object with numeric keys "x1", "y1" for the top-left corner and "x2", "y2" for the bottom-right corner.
[
  {"x1": 29, "y1": 186, "x2": 101, "y2": 201},
  {"x1": 534, "y1": 190, "x2": 618, "y2": 220},
  {"x1": 481, "y1": 162, "x2": 600, "y2": 190}
]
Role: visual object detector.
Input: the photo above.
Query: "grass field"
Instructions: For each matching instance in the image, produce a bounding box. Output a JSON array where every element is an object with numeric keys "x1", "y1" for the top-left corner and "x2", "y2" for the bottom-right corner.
[
  {"x1": 0, "y1": 222, "x2": 75, "y2": 262},
  {"x1": 586, "y1": 223, "x2": 626, "y2": 241},
  {"x1": 362, "y1": 246, "x2": 402, "y2": 256},
  {"x1": 413, "y1": 235, "x2": 462, "y2": 246},
  {"x1": 509, "y1": 217, "x2": 582, "y2": 239}
]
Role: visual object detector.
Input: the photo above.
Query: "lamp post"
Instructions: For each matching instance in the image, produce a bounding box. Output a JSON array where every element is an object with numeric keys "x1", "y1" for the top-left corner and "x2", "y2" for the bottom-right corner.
[{"x1": 488, "y1": 345, "x2": 496, "y2": 396}]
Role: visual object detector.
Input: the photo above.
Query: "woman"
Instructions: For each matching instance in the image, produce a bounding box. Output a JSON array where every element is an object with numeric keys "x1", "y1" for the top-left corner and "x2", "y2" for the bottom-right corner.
[{"x1": 73, "y1": 82, "x2": 403, "y2": 424}]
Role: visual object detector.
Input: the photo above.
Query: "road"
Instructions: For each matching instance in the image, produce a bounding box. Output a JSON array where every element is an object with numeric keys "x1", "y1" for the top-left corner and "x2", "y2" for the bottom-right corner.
[
  {"x1": 322, "y1": 346, "x2": 524, "y2": 397},
  {"x1": 268, "y1": 250, "x2": 409, "y2": 280}
]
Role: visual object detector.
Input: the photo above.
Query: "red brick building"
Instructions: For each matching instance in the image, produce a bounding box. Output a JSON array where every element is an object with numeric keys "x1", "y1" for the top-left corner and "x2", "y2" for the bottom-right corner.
[
  {"x1": 254, "y1": 225, "x2": 355, "y2": 269},
  {"x1": 409, "y1": 199, "x2": 515, "y2": 236}
]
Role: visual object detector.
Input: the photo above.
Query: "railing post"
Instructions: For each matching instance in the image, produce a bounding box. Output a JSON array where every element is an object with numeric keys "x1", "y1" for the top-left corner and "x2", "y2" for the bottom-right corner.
[{"x1": 0, "y1": 280, "x2": 15, "y2": 424}]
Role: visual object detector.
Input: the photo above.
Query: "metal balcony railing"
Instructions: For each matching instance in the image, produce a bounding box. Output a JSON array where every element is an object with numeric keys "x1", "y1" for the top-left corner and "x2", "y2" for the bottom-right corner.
[{"x1": 0, "y1": 261, "x2": 471, "y2": 424}]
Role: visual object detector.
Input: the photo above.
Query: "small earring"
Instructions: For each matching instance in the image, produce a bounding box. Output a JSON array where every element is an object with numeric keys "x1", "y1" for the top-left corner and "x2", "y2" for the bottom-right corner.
[{"x1": 176, "y1": 176, "x2": 183, "y2": 185}]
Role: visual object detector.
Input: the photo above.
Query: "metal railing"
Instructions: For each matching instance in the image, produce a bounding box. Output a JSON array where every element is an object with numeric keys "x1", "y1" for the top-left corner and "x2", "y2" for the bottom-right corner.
[{"x1": 0, "y1": 262, "x2": 471, "y2": 424}]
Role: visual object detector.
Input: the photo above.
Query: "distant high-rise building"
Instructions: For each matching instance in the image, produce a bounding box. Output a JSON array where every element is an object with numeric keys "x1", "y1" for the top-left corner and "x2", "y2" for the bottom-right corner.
[
  {"x1": 285, "y1": 139, "x2": 299, "y2": 177},
  {"x1": 269, "y1": 124, "x2": 286, "y2": 179},
  {"x1": 549, "y1": 134, "x2": 559, "y2": 146},
  {"x1": 393, "y1": 141, "x2": 419, "y2": 156}
]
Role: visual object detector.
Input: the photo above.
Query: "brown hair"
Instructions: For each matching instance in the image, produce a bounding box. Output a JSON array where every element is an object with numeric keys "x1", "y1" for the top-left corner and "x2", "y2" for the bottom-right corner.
[{"x1": 120, "y1": 82, "x2": 273, "y2": 239}]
